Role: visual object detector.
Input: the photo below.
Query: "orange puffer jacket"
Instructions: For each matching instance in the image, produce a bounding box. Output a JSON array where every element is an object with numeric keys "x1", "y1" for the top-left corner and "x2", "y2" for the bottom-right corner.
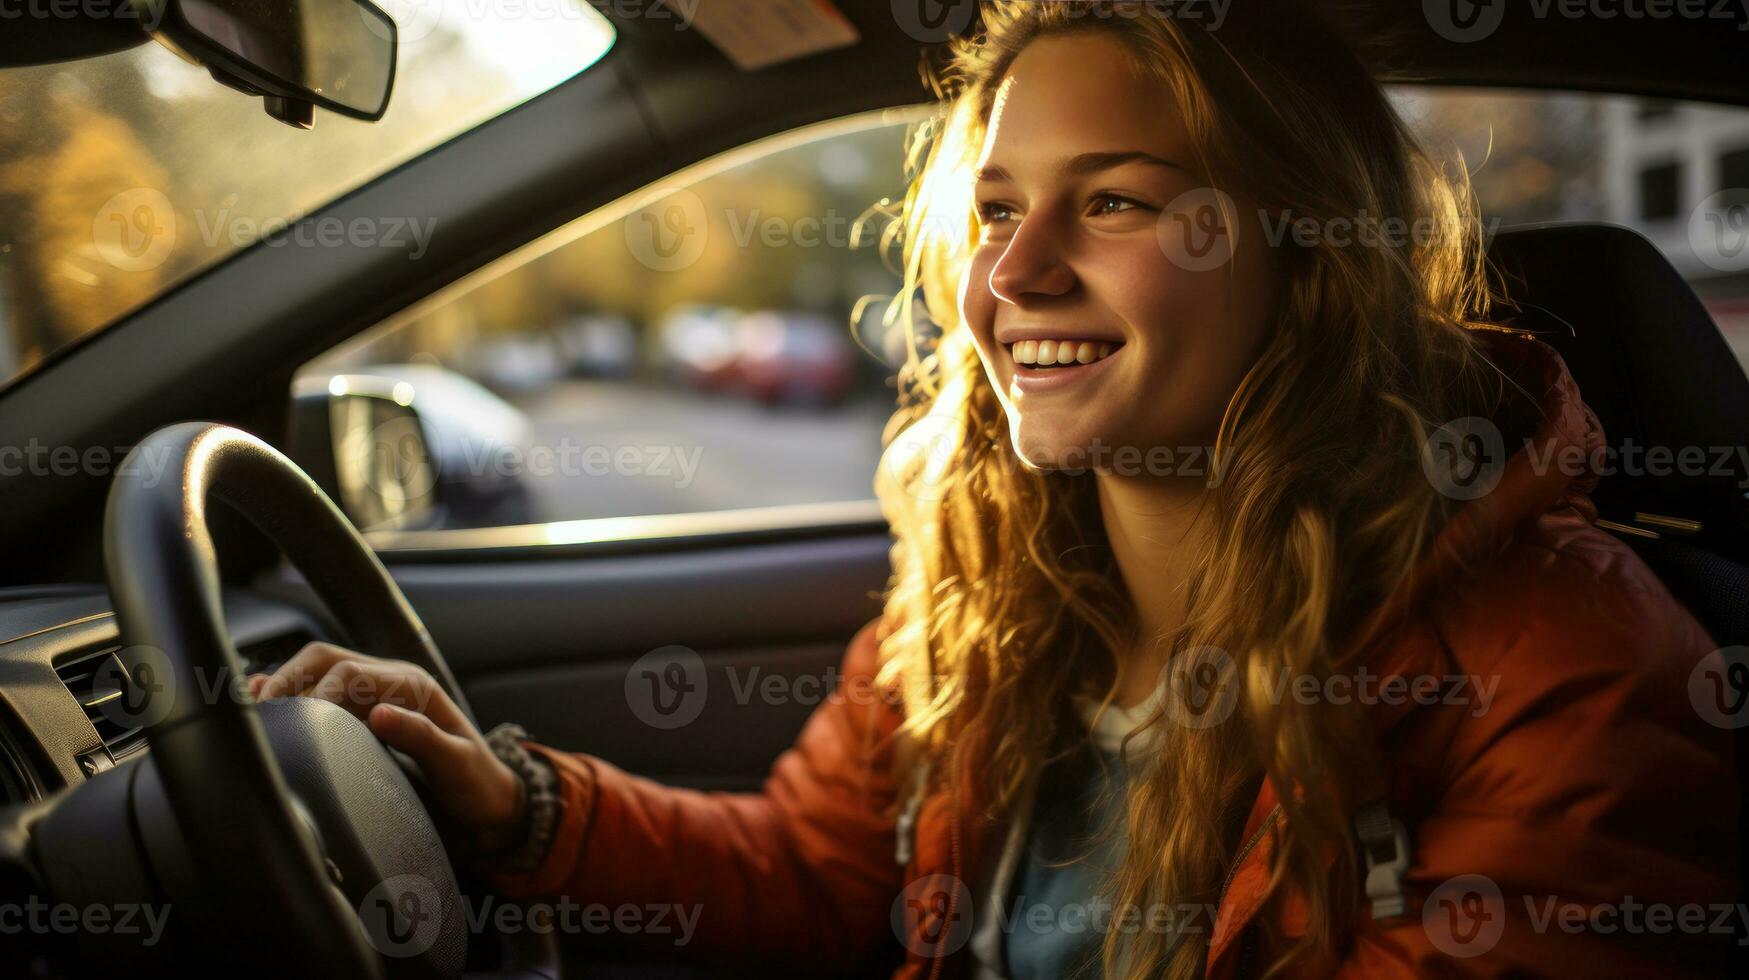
[{"x1": 491, "y1": 331, "x2": 1739, "y2": 978}]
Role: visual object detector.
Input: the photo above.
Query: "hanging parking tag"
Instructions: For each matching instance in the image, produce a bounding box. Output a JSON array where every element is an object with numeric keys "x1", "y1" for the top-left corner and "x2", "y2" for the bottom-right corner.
[{"x1": 664, "y1": 0, "x2": 860, "y2": 72}]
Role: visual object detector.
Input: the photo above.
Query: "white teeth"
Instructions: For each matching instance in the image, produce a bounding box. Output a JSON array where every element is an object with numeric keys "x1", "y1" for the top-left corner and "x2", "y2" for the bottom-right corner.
[{"x1": 1008, "y1": 339, "x2": 1123, "y2": 367}]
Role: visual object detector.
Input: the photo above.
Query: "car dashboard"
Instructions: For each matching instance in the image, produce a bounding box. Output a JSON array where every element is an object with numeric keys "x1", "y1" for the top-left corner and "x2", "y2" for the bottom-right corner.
[{"x1": 0, "y1": 586, "x2": 328, "y2": 805}]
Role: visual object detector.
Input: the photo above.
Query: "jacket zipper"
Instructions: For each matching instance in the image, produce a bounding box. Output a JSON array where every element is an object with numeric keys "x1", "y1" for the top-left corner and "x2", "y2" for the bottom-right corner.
[
  {"x1": 925, "y1": 779, "x2": 962, "y2": 980},
  {"x1": 1216, "y1": 803, "x2": 1282, "y2": 908}
]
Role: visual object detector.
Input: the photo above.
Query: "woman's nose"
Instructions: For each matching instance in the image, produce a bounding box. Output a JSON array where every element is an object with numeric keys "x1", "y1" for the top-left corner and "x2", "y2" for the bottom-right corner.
[{"x1": 988, "y1": 217, "x2": 1076, "y2": 304}]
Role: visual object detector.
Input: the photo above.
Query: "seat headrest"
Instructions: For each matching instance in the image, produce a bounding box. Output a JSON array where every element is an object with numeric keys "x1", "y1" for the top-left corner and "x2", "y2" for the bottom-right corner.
[{"x1": 1486, "y1": 223, "x2": 1749, "y2": 555}]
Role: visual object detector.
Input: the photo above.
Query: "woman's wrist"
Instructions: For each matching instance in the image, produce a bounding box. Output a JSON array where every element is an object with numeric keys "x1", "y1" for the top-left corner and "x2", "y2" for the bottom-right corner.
[
  {"x1": 474, "y1": 723, "x2": 563, "y2": 874},
  {"x1": 473, "y1": 752, "x2": 528, "y2": 855}
]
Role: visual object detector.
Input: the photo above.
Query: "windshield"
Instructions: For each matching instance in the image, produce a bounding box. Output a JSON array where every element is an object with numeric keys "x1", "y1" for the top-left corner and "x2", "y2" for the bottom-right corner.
[{"x1": 0, "y1": 0, "x2": 615, "y2": 390}]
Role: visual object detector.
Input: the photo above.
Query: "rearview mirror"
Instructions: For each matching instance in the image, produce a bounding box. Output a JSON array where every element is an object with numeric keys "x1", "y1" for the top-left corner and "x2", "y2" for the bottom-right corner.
[{"x1": 134, "y1": 0, "x2": 397, "y2": 128}]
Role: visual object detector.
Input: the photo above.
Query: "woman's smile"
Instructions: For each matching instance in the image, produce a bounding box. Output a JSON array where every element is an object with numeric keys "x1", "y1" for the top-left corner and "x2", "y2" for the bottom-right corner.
[{"x1": 1007, "y1": 338, "x2": 1128, "y2": 396}]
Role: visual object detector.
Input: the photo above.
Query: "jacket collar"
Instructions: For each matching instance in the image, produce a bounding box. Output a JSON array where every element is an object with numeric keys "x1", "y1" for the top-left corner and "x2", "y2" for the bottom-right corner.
[{"x1": 1336, "y1": 327, "x2": 1606, "y2": 733}]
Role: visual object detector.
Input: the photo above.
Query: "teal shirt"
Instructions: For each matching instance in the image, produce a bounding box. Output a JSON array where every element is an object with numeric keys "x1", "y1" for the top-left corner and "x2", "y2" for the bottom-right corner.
[{"x1": 1003, "y1": 741, "x2": 1131, "y2": 979}]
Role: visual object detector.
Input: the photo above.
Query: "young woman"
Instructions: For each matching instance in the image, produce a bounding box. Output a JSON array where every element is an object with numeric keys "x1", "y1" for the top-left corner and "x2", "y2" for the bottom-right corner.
[{"x1": 252, "y1": 2, "x2": 1738, "y2": 976}]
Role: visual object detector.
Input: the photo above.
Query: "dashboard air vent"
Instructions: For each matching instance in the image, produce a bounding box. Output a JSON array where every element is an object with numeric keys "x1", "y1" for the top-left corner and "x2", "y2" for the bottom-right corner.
[{"x1": 55, "y1": 646, "x2": 148, "y2": 762}]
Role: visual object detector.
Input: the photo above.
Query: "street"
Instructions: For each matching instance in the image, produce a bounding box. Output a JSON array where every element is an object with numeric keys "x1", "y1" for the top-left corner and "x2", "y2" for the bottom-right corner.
[{"x1": 509, "y1": 379, "x2": 892, "y2": 522}]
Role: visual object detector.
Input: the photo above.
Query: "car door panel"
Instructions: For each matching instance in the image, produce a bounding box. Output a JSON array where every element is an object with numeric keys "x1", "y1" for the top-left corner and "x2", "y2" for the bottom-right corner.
[{"x1": 362, "y1": 532, "x2": 890, "y2": 790}]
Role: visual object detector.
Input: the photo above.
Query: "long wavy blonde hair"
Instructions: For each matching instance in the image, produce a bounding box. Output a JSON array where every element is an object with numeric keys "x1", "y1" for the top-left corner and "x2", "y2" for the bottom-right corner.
[{"x1": 870, "y1": 2, "x2": 1536, "y2": 977}]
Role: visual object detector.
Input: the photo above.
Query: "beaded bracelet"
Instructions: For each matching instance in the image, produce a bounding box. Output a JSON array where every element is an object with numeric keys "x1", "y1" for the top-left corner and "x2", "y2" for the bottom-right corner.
[{"x1": 478, "y1": 723, "x2": 562, "y2": 875}]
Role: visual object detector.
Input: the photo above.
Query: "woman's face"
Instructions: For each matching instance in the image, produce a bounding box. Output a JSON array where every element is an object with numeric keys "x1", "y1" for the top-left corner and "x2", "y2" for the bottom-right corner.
[{"x1": 960, "y1": 32, "x2": 1276, "y2": 473}]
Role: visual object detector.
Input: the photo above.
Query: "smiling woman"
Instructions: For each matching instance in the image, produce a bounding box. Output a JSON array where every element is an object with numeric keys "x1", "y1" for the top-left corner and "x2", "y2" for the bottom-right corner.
[
  {"x1": 242, "y1": 3, "x2": 1738, "y2": 979},
  {"x1": 0, "y1": 0, "x2": 614, "y2": 389}
]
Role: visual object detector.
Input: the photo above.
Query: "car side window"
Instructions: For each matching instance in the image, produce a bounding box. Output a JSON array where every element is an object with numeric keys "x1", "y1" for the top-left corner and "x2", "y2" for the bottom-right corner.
[
  {"x1": 297, "y1": 112, "x2": 920, "y2": 537},
  {"x1": 300, "y1": 91, "x2": 1749, "y2": 542}
]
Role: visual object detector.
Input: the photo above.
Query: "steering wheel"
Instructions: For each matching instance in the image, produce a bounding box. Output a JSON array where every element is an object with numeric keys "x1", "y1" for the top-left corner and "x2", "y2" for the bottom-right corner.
[{"x1": 36, "y1": 423, "x2": 479, "y2": 978}]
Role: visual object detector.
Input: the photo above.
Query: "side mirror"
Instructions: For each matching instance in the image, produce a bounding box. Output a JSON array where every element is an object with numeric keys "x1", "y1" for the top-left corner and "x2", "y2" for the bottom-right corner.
[
  {"x1": 134, "y1": 0, "x2": 397, "y2": 128},
  {"x1": 288, "y1": 374, "x2": 439, "y2": 532},
  {"x1": 288, "y1": 366, "x2": 538, "y2": 533}
]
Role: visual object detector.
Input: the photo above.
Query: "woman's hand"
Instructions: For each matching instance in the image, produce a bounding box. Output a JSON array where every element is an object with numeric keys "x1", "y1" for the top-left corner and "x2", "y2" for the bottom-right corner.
[{"x1": 249, "y1": 641, "x2": 524, "y2": 856}]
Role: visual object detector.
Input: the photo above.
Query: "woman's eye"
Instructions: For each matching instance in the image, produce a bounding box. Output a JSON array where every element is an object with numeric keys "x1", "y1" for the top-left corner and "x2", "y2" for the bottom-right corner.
[
  {"x1": 976, "y1": 201, "x2": 1015, "y2": 225},
  {"x1": 1089, "y1": 194, "x2": 1143, "y2": 217}
]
